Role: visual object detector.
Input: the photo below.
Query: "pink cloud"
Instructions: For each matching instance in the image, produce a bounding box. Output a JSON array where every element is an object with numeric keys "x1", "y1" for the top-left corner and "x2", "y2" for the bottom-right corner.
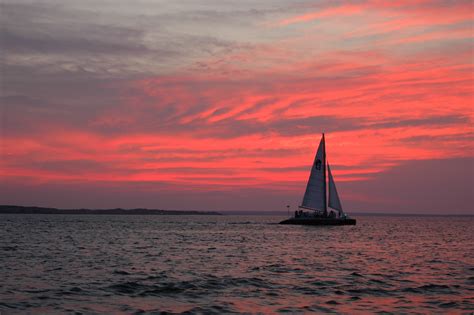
[{"x1": 2, "y1": 0, "x2": 472, "y2": 212}]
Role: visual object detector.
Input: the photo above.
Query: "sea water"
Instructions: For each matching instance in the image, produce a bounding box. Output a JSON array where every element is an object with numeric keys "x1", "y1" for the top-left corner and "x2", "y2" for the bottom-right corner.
[{"x1": 0, "y1": 214, "x2": 473, "y2": 314}]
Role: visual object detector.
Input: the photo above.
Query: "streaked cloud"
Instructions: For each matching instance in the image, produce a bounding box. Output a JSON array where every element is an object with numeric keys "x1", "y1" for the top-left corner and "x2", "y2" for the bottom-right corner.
[{"x1": 1, "y1": 0, "x2": 472, "y2": 213}]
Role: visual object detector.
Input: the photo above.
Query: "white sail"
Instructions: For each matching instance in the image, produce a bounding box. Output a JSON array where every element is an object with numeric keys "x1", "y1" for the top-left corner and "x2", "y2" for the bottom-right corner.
[
  {"x1": 301, "y1": 134, "x2": 326, "y2": 212},
  {"x1": 328, "y1": 163, "x2": 343, "y2": 213}
]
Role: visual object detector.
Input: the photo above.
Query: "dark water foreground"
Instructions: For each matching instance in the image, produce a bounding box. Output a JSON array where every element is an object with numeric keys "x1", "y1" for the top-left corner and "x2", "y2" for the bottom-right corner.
[{"x1": 0, "y1": 214, "x2": 473, "y2": 314}]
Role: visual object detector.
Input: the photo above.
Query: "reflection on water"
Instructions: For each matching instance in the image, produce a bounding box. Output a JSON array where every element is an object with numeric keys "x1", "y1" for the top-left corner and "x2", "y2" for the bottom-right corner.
[{"x1": 0, "y1": 214, "x2": 473, "y2": 313}]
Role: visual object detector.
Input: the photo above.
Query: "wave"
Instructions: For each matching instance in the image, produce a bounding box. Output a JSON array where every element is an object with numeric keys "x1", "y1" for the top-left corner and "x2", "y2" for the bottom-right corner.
[
  {"x1": 107, "y1": 275, "x2": 273, "y2": 297},
  {"x1": 402, "y1": 284, "x2": 453, "y2": 294},
  {"x1": 1, "y1": 246, "x2": 18, "y2": 251}
]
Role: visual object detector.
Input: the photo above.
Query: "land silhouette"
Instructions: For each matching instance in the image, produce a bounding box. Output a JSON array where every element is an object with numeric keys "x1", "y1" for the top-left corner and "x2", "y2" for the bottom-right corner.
[{"x1": 0, "y1": 205, "x2": 221, "y2": 215}]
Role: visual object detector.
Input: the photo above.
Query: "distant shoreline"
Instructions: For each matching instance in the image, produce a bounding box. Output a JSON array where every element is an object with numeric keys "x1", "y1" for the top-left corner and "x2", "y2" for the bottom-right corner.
[
  {"x1": 0, "y1": 205, "x2": 471, "y2": 217},
  {"x1": 0, "y1": 205, "x2": 222, "y2": 215}
]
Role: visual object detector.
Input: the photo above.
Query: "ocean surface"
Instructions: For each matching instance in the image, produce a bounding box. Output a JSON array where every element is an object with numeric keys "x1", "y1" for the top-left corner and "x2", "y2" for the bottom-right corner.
[{"x1": 0, "y1": 214, "x2": 473, "y2": 314}]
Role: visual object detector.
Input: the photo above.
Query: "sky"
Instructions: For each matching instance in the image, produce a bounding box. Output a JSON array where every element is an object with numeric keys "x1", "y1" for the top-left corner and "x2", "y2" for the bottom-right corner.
[{"x1": 1, "y1": 0, "x2": 473, "y2": 214}]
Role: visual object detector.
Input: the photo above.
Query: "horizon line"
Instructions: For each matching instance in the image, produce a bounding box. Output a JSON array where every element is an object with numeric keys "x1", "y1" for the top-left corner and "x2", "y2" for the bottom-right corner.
[{"x1": 1, "y1": 205, "x2": 472, "y2": 217}]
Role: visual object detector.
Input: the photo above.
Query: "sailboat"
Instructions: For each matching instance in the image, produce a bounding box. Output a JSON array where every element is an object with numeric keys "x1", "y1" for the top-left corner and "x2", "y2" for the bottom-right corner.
[{"x1": 279, "y1": 133, "x2": 356, "y2": 225}]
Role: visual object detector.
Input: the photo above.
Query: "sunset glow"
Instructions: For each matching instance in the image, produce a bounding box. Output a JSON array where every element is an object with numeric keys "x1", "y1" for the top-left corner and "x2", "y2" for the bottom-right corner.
[{"x1": 1, "y1": 0, "x2": 473, "y2": 212}]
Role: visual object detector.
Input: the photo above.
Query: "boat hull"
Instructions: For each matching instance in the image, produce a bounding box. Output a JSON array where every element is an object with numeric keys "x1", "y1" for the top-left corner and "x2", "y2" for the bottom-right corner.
[{"x1": 279, "y1": 217, "x2": 356, "y2": 225}]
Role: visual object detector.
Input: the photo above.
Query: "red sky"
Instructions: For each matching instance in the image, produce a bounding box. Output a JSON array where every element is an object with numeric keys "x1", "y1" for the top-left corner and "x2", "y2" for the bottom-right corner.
[{"x1": 1, "y1": 0, "x2": 473, "y2": 213}]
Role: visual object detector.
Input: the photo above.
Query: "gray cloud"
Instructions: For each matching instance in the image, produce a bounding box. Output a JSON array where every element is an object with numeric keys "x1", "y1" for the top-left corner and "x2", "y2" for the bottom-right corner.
[
  {"x1": 2, "y1": 4, "x2": 133, "y2": 50},
  {"x1": 0, "y1": 1, "x2": 277, "y2": 77},
  {"x1": 366, "y1": 115, "x2": 470, "y2": 130},
  {"x1": 339, "y1": 157, "x2": 474, "y2": 214},
  {"x1": 399, "y1": 132, "x2": 474, "y2": 144},
  {"x1": 0, "y1": 0, "x2": 272, "y2": 136}
]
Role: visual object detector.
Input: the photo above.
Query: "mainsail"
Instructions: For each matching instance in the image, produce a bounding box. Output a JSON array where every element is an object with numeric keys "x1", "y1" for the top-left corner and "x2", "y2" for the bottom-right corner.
[
  {"x1": 328, "y1": 163, "x2": 343, "y2": 214},
  {"x1": 301, "y1": 134, "x2": 327, "y2": 212}
]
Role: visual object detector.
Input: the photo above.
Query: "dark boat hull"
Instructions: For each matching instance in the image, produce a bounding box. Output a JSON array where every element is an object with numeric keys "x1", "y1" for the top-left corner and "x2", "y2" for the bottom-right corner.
[{"x1": 279, "y1": 217, "x2": 356, "y2": 225}]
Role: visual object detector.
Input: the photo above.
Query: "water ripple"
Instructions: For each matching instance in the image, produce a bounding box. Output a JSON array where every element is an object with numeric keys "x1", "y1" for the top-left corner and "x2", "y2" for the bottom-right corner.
[{"x1": 0, "y1": 214, "x2": 473, "y2": 313}]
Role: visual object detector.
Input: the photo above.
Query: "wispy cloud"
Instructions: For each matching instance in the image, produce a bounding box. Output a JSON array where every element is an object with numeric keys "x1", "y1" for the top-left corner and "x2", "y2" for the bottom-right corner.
[{"x1": 1, "y1": 0, "x2": 472, "y2": 212}]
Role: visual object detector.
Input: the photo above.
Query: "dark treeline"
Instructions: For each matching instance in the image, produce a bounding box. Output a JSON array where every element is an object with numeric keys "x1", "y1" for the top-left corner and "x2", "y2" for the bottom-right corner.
[{"x1": 0, "y1": 205, "x2": 221, "y2": 215}]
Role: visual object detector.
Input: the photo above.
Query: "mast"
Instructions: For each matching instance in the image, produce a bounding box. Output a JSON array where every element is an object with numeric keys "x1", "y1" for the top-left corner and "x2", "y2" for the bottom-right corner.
[{"x1": 322, "y1": 133, "x2": 327, "y2": 215}]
